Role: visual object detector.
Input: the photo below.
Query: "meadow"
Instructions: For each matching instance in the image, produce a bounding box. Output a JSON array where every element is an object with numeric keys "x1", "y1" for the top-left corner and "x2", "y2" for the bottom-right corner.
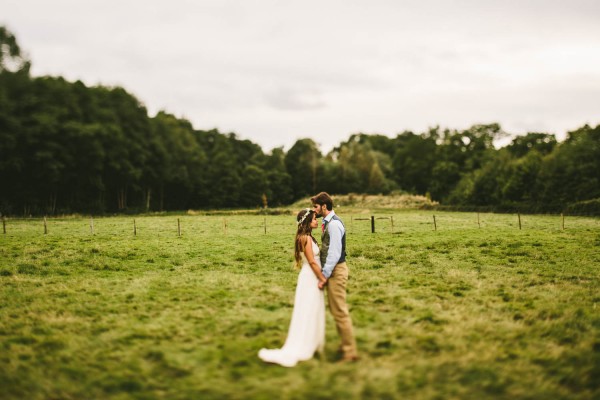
[{"x1": 0, "y1": 210, "x2": 599, "y2": 399}]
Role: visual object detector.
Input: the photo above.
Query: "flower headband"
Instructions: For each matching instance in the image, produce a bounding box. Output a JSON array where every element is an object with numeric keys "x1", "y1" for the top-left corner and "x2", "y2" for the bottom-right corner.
[{"x1": 297, "y1": 208, "x2": 312, "y2": 226}]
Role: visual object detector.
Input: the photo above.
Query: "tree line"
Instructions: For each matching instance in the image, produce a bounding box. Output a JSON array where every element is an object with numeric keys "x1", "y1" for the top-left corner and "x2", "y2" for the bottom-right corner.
[{"x1": 1, "y1": 26, "x2": 599, "y2": 215}]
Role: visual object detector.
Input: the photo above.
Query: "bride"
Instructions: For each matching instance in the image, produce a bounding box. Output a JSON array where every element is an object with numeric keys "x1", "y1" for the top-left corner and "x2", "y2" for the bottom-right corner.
[{"x1": 258, "y1": 208, "x2": 327, "y2": 367}]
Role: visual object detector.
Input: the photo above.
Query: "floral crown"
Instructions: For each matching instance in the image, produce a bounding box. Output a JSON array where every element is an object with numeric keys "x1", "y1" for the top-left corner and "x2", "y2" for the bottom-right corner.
[{"x1": 297, "y1": 208, "x2": 312, "y2": 226}]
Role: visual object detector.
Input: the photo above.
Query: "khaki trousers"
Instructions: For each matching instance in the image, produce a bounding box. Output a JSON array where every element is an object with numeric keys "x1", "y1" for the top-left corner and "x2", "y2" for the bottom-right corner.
[{"x1": 326, "y1": 262, "x2": 357, "y2": 358}]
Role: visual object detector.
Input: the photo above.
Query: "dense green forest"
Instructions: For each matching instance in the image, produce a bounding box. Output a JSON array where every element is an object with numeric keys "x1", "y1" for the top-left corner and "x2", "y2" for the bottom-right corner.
[{"x1": 1, "y1": 27, "x2": 599, "y2": 215}]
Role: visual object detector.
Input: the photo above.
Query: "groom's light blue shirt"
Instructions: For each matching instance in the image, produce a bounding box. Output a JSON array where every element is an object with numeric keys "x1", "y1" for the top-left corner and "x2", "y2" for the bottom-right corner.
[{"x1": 322, "y1": 211, "x2": 345, "y2": 279}]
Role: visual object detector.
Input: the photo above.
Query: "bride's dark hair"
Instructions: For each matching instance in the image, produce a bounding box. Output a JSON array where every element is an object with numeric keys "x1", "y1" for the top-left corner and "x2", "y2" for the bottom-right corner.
[{"x1": 294, "y1": 209, "x2": 316, "y2": 268}]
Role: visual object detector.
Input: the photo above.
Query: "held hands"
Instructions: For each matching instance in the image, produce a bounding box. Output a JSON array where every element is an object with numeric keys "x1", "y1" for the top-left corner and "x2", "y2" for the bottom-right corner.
[{"x1": 318, "y1": 278, "x2": 328, "y2": 290}]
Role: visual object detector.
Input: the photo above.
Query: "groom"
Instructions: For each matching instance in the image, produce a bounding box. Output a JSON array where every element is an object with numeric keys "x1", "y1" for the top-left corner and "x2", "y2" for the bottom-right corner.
[{"x1": 311, "y1": 192, "x2": 358, "y2": 362}]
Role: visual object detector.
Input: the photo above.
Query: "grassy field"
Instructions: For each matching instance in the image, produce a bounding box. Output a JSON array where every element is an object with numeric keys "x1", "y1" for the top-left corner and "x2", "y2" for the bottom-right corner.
[{"x1": 0, "y1": 210, "x2": 599, "y2": 399}]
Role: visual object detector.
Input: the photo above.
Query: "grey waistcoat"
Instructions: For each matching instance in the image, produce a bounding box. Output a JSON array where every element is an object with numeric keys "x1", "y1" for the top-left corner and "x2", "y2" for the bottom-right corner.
[{"x1": 320, "y1": 215, "x2": 346, "y2": 266}]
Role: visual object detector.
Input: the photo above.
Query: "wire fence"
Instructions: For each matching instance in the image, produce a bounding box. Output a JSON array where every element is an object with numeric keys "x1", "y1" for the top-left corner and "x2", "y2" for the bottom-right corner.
[{"x1": 1, "y1": 211, "x2": 597, "y2": 238}]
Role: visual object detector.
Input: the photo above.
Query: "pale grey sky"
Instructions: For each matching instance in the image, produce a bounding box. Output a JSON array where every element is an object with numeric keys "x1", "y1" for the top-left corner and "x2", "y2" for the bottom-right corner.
[{"x1": 2, "y1": 0, "x2": 600, "y2": 152}]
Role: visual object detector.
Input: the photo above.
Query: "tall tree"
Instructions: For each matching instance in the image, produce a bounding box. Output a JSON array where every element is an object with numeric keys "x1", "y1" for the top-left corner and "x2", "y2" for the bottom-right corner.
[
  {"x1": 150, "y1": 112, "x2": 207, "y2": 210},
  {"x1": 201, "y1": 132, "x2": 242, "y2": 208},
  {"x1": 537, "y1": 125, "x2": 600, "y2": 209},
  {"x1": 0, "y1": 26, "x2": 29, "y2": 73},
  {"x1": 285, "y1": 139, "x2": 321, "y2": 199},
  {"x1": 264, "y1": 147, "x2": 293, "y2": 206},
  {"x1": 240, "y1": 165, "x2": 268, "y2": 207},
  {"x1": 392, "y1": 130, "x2": 436, "y2": 194},
  {"x1": 502, "y1": 150, "x2": 544, "y2": 203}
]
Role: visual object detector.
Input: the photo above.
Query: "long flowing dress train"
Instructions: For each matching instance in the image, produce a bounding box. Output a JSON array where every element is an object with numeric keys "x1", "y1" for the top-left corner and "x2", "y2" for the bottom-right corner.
[{"x1": 258, "y1": 241, "x2": 325, "y2": 367}]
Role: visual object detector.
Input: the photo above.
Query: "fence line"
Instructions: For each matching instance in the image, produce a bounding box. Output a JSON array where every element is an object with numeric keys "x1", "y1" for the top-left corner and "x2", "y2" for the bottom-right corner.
[{"x1": 0, "y1": 212, "x2": 592, "y2": 238}]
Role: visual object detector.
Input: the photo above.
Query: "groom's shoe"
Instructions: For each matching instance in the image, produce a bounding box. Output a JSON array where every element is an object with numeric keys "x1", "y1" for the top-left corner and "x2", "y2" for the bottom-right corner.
[{"x1": 339, "y1": 354, "x2": 359, "y2": 363}]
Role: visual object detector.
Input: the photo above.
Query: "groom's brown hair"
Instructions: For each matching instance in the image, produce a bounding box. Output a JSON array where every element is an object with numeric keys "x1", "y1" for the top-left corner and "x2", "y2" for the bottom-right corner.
[{"x1": 311, "y1": 192, "x2": 333, "y2": 211}]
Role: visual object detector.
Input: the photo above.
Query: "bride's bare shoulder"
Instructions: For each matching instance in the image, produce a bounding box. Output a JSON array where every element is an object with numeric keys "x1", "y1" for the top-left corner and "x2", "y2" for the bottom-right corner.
[{"x1": 297, "y1": 234, "x2": 314, "y2": 246}]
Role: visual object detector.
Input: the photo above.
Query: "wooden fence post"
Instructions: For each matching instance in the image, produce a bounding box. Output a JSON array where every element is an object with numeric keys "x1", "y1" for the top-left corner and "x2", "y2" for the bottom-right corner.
[
  {"x1": 264, "y1": 217, "x2": 267, "y2": 234},
  {"x1": 518, "y1": 213, "x2": 522, "y2": 230},
  {"x1": 433, "y1": 215, "x2": 437, "y2": 231},
  {"x1": 2, "y1": 216, "x2": 6, "y2": 234},
  {"x1": 177, "y1": 218, "x2": 181, "y2": 237},
  {"x1": 133, "y1": 219, "x2": 137, "y2": 236},
  {"x1": 477, "y1": 212, "x2": 480, "y2": 228},
  {"x1": 371, "y1": 216, "x2": 375, "y2": 233},
  {"x1": 44, "y1": 216, "x2": 48, "y2": 234}
]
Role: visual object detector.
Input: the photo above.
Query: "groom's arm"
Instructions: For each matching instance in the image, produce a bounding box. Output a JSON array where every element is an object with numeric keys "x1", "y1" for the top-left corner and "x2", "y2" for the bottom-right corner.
[{"x1": 322, "y1": 220, "x2": 344, "y2": 279}]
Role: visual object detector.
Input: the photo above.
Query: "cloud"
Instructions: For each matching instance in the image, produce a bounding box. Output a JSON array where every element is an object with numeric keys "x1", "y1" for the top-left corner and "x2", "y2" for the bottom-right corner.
[
  {"x1": 264, "y1": 87, "x2": 326, "y2": 111},
  {"x1": 2, "y1": 0, "x2": 600, "y2": 152}
]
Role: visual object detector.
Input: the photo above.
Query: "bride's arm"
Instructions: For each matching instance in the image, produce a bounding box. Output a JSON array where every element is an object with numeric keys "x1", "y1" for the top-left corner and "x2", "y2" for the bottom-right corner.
[{"x1": 303, "y1": 236, "x2": 327, "y2": 285}]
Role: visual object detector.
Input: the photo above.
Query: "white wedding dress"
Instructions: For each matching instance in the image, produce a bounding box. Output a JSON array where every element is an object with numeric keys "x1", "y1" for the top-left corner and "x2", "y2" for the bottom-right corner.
[{"x1": 258, "y1": 240, "x2": 325, "y2": 367}]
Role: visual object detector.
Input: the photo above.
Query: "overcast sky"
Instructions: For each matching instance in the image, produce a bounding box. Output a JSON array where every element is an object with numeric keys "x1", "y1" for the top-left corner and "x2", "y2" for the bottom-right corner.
[{"x1": 2, "y1": 0, "x2": 600, "y2": 152}]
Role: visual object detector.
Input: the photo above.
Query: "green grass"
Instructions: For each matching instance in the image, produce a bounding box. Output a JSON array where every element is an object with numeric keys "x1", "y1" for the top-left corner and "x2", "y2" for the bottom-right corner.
[{"x1": 0, "y1": 211, "x2": 599, "y2": 399}]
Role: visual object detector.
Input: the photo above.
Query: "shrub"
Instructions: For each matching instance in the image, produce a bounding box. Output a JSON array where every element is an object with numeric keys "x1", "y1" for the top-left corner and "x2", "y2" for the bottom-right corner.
[{"x1": 565, "y1": 198, "x2": 600, "y2": 216}]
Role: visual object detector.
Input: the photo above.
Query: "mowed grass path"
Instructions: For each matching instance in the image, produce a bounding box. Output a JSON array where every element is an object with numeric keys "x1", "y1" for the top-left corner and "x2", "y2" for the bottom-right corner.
[{"x1": 0, "y1": 211, "x2": 599, "y2": 399}]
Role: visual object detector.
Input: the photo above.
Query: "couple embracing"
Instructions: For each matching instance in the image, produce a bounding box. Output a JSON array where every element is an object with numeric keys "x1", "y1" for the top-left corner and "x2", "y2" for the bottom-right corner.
[{"x1": 258, "y1": 192, "x2": 358, "y2": 367}]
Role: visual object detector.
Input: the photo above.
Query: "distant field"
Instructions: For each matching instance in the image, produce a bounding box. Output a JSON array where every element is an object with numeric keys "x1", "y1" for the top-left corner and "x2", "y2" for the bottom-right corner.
[{"x1": 1, "y1": 211, "x2": 599, "y2": 399}]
